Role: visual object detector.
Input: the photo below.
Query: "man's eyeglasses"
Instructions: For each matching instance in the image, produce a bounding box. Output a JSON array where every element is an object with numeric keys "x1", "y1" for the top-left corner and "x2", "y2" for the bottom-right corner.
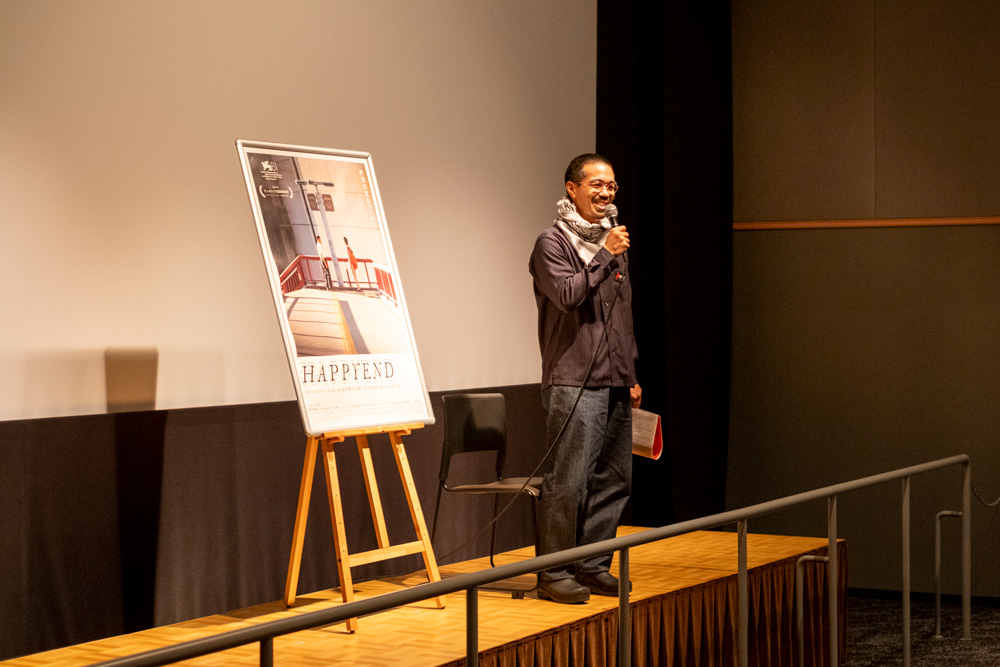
[{"x1": 577, "y1": 179, "x2": 619, "y2": 194}]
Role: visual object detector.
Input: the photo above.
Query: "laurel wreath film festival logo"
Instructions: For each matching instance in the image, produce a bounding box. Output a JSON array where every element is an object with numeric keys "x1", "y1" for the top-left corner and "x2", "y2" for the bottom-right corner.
[{"x1": 257, "y1": 159, "x2": 293, "y2": 198}]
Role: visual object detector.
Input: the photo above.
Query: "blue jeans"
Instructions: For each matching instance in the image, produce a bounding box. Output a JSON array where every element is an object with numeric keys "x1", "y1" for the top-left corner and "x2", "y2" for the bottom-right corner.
[{"x1": 538, "y1": 385, "x2": 632, "y2": 582}]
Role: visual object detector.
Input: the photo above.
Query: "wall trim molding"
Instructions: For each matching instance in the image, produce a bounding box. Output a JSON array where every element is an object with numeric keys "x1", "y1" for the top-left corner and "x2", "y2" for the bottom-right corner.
[{"x1": 733, "y1": 216, "x2": 1000, "y2": 231}]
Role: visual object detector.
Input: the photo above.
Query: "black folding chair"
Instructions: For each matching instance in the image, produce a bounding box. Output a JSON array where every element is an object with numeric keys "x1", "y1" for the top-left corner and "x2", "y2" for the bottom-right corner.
[{"x1": 430, "y1": 393, "x2": 543, "y2": 597}]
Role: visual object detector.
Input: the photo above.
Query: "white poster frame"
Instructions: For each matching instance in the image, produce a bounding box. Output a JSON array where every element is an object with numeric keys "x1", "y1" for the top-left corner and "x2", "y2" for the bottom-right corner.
[{"x1": 236, "y1": 139, "x2": 434, "y2": 435}]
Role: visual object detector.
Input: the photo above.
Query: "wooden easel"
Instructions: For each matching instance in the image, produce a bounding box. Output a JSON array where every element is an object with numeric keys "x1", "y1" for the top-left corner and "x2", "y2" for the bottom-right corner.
[{"x1": 284, "y1": 423, "x2": 445, "y2": 632}]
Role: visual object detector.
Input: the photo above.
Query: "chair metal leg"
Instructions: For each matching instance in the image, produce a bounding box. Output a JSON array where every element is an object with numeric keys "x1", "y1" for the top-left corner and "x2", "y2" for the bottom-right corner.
[
  {"x1": 531, "y1": 498, "x2": 540, "y2": 559},
  {"x1": 430, "y1": 486, "x2": 443, "y2": 548},
  {"x1": 489, "y1": 495, "x2": 500, "y2": 568},
  {"x1": 438, "y1": 487, "x2": 540, "y2": 598}
]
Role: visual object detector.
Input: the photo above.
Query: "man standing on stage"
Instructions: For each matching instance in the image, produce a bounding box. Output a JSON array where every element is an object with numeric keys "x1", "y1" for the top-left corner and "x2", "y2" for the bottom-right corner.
[{"x1": 528, "y1": 153, "x2": 642, "y2": 604}]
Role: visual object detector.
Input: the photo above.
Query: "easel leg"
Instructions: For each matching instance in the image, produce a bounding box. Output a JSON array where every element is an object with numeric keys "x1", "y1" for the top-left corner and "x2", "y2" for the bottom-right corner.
[
  {"x1": 321, "y1": 438, "x2": 358, "y2": 632},
  {"x1": 285, "y1": 436, "x2": 319, "y2": 607},
  {"x1": 389, "y1": 431, "x2": 446, "y2": 609},
  {"x1": 356, "y1": 435, "x2": 390, "y2": 549}
]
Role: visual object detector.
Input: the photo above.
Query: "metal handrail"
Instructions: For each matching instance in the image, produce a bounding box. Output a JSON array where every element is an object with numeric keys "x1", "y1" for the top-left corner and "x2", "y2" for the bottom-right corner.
[{"x1": 93, "y1": 454, "x2": 971, "y2": 667}]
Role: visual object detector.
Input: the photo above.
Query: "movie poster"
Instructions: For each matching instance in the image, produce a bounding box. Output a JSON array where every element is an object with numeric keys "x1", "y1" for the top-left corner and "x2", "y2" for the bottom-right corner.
[{"x1": 236, "y1": 140, "x2": 433, "y2": 435}]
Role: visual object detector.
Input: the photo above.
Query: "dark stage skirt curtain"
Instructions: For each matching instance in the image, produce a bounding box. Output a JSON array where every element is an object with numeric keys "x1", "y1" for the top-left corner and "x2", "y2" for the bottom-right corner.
[{"x1": 443, "y1": 543, "x2": 847, "y2": 667}]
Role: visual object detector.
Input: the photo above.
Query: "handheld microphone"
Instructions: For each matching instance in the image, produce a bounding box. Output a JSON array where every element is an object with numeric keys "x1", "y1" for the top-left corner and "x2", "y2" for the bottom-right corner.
[
  {"x1": 604, "y1": 204, "x2": 619, "y2": 226},
  {"x1": 604, "y1": 204, "x2": 627, "y2": 265}
]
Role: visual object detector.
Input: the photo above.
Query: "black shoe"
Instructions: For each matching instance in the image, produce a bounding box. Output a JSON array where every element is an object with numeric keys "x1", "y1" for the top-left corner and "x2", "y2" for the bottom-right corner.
[
  {"x1": 537, "y1": 577, "x2": 591, "y2": 604},
  {"x1": 576, "y1": 571, "x2": 631, "y2": 596}
]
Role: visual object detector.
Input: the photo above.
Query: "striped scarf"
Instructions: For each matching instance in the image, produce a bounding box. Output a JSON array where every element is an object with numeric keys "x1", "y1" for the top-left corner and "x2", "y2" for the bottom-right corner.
[{"x1": 553, "y1": 196, "x2": 612, "y2": 265}]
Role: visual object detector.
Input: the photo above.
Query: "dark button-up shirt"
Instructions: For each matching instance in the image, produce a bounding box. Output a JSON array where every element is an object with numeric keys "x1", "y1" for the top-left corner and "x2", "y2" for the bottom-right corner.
[{"x1": 529, "y1": 225, "x2": 637, "y2": 389}]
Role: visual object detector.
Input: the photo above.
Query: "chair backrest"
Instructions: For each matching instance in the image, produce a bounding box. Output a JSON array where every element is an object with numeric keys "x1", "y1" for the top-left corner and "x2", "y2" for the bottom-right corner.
[{"x1": 439, "y1": 393, "x2": 508, "y2": 482}]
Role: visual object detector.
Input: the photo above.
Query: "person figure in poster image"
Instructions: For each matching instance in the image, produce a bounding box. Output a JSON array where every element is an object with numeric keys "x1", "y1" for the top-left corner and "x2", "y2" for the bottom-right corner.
[
  {"x1": 344, "y1": 236, "x2": 362, "y2": 292},
  {"x1": 316, "y1": 235, "x2": 333, "y2": 290},
  {"x1": 528, "y1": 153, "x2": 641, "y2": 604}
]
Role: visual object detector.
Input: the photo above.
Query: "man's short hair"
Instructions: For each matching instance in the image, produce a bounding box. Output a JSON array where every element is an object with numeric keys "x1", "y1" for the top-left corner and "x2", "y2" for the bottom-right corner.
[{"x1": 564, "y1": 153, "x2": 612, "y2": 188}]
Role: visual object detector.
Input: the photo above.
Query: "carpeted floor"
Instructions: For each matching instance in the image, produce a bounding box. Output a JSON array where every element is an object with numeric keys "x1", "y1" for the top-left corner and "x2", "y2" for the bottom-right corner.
[{"x1": 844, "y1": 593, "x2": 1000, "y2": 666}]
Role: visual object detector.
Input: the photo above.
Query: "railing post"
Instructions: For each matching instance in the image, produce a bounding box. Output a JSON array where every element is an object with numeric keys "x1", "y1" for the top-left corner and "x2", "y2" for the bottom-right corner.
[
  {"x1": 618, "y1": 547, "x2": 631, "y2": 666},
  {"x1": 902, "y1": 476, "x2": 911, "y2": 667},
  {"x1": 738, "y1": 519, "x2": 748, "y2": 667},
  {"x1": 827, "y1": 495, "x2": 838, "y2": 667},
  {"x1": 934, "y1": 510, "x2": 962, "y2": 638},
  {"x1": 796, "y1": 555, "x2": 828, "y2": 667},
  {"x1": 259, "y1": 637, "x2": 273, "y2": 667},
  {"x1": 962, "y1": 460, "x2": 972, "y2": 640},
  {"x1": 467, "y1": 586, "x2": 479, "y2": 667}
]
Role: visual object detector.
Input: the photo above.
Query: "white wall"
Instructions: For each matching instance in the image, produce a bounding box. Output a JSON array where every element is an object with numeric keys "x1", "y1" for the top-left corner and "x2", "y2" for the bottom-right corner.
[{"x1": 0, "y1": 0, "x2": 597, "y2": 420}]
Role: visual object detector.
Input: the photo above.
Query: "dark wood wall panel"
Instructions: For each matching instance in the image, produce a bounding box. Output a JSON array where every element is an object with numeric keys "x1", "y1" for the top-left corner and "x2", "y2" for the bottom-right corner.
[
  {"x1": 875, "y1": 1, "x2": 1000, "y2": 217},
  {"x1": 732, "y1": 1, "x2": 875, "y2": 222},
  {"x1": 734, "y1": 0, "x2": 1000, "y2": 223},
  {"x1": 729, "y1": 0, "x2": 1000, "y2": 597}
]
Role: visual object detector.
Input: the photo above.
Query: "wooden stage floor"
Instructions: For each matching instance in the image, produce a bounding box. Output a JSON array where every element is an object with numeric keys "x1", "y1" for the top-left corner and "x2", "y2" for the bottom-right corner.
[{"x1": 4, "y1": 528, "x2": 846, "y2": 667}]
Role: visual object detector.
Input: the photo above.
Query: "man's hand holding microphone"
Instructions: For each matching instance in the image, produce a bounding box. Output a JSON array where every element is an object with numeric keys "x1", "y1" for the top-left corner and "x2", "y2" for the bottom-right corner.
[{"x1": 602, "y1": 204, "x2": 629, "y2": 257}]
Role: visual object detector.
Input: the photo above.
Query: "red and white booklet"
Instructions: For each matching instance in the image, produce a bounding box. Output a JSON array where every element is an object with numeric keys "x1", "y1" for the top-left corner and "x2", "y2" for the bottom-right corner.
[{"x1": 632, "y1": 408, "x2": 663, "y2": 460}]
